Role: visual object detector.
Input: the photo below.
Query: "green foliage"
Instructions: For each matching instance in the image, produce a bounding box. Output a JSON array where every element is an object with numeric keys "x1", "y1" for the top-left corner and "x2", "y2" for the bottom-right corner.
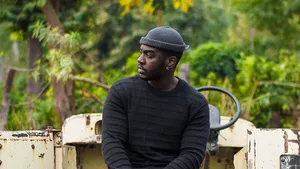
[
  {"x1": 189, "y1": 42, "x2": 240, "y2": 85},
  {"x1": 184, "y1": 42, "x2": 300, "y2": 128},
  {"x1": 6, "y1": 109, "x2": 30, "y2": 130},
  {"x1": 235, "y1": 52, "x2": 299, "y2": 127},
  {"x1": 0, "y1": 23, "x2": 13, "y2": 59},
  {"x1": 36, "y1": 0, "x2": 47, "y2": 7},
  {"x1": 6, "y1": 72, "x2": 28, "y2": 130},
  {"x1": 163, "y1": 0, "x2": 233, "y2": 48},
  {"x1": 32, "y1": 22, "x2": 82, "y2": 81},
  {"x1": 6, "y1": 92, "x2": 59, "y2": 130},
  {"x1": 31, "y1": 96, "x2": 59, "y2": 129},
  {"x1": 230, "y1": 0, "x2": 300, "y2": 56},
  {"x1": 124, "y1": 52, "x2": 140, "y2": 76},
  {"x1": 0, "y1": 0, "x2": 45, "y2": 34}
]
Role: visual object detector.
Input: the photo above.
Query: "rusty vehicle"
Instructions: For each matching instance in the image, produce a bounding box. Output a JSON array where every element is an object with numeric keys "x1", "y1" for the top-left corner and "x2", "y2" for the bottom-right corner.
[{"x1": 0, "y1": 86, "x2": 298, "y2": 169}]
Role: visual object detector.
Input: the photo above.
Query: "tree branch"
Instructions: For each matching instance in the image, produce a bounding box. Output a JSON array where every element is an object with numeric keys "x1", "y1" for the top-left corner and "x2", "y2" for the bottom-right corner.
[
  {"x1": 12, "y1": 83, "x2": 50, "y2": 106},
  {"x1": 10, "y1": 66, "x2": 35, "y2": 72},
  {"x1": 81, "y1": 89, "x2": 104, "y2": 105},
  {"x1": 258, "y1": 81, "x2": 300, "y2": 88},
  {"x1": 69, "y1": 75, "x2": 110, "y2": 91}
]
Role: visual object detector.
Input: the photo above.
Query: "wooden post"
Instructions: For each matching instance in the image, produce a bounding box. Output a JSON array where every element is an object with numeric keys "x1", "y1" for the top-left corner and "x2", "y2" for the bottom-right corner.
[{"x1": 0, "y1": 67, "x2": 16, "y2": 130}]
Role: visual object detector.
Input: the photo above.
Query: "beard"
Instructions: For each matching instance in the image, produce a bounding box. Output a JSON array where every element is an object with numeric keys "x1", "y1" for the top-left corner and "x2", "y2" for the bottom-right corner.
[{"x1": 138, "y1": 62, "x2": 166, "y2": 81}]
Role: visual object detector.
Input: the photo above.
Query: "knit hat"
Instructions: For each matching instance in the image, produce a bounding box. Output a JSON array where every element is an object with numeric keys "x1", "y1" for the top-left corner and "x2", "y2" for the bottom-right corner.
[{"x1": 140, "y1": 26, "x2": 189, "y2": 53}]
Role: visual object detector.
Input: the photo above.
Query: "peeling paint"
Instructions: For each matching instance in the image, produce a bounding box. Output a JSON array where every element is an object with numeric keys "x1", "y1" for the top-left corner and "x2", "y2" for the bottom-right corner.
[
  {"x1": 290, "y1": 129, "x2": 300, "y2": 155},
  {"x1": 12, "y1": 133, "x2": 28, "y2": 137},
  {"x1": 86, "y1": 115, "x2": 91, "y2": 126},
  {"x1": 283, "y1": 130, "x2": 288, "y2": 153},
  {"x1": 38, "y1": 153, "x2": 45, "y2": 158},
  {"x1": 11, "y1": 131, "x2": 49, "y2": 138},
  {"x1": 244, "y1": 152, "x2": 248, "y2": 165},
  {"x1": 249, "y1": 140, "x2": 251, "y2": 153},
  {"x1": 254, "y1": 140, "x2": 256, "y2": 168},
  {"x1": 258, "y1": 128, "x2": 277, "y2": 131}
]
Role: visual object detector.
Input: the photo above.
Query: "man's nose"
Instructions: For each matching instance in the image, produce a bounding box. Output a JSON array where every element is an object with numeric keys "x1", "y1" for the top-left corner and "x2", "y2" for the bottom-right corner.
[{"x1": 137, "y1": 55, "x2": 145, "y2": 64}]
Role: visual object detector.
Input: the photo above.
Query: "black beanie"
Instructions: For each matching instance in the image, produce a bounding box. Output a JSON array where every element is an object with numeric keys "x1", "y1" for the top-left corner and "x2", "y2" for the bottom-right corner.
[{"x1": 140, "y1": 26, "x2": 189, "y2": 53}]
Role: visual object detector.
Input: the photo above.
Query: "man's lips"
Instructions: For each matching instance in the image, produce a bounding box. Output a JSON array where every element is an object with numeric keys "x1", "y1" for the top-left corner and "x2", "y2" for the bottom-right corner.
[{"x1": 138, "y1": 66, "x2": 146, "y2": 74}]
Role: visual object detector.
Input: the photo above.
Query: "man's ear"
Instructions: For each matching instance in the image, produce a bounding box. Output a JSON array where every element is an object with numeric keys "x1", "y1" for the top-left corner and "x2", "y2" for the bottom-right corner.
[{"x1": 167, "y1": 56, "x2": 177, "y2": 69}]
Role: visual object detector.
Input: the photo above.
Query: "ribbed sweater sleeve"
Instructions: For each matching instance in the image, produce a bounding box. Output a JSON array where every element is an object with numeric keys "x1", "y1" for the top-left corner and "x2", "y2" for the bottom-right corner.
[
  {"x1": 163, "y1": 101, "x2": 210, "y2": 169},
  {"x1": 102, "y1": 85, "x2": 132, "y2": 169}
]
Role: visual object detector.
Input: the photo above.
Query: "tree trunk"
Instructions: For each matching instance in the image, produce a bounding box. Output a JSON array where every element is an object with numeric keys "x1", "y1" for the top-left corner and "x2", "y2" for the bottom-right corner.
[
  {"x1": 293, "y1": 107, "x2": 300, "y2": 128},
  {"x1": 12, "y1": 41, "x2": 19, "y2": 63},
  {"x1": 27, "y1": 37, "x2": 42, "y2": 129},
  {"x1": 41, "y1": 0, "x2": 76, "y2": 124},
  {"x1": 0, "y1": 68, "x2": 16, "y2": 130},
  {"x1": 179, "y1": 63, "x2": 190, "y2": 83},
  {"x1": 269, "y1": 111, "x2": 281, "y2": 128},
  {"x1": 0, "y1": 57, "x2": 4, "y2": 82}
]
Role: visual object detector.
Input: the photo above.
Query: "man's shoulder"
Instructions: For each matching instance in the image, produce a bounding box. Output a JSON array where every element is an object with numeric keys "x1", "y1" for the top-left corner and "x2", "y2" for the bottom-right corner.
[
  {"x1": 112, "y1": 75, "x2": 140, "y2": 89},
  {"x1": 181, "y1": 81, "x2": 208, "y2": 104}
]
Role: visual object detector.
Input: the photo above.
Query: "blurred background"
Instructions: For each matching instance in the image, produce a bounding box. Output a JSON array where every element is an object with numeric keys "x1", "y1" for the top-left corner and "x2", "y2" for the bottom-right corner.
[{"x1": 0, "y1": 0, "x2": 299, "y2": 130}]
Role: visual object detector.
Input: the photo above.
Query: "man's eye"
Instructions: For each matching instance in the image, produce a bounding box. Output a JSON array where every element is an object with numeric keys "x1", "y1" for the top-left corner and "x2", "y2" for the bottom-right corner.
[{"x1": 146, "y1": 53, "x2": 154, "y2": 58}]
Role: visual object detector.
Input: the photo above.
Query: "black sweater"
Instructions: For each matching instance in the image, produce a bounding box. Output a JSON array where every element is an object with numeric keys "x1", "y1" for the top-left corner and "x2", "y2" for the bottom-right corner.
[{"x1": 102, "y1": 75, "x2": 210, "y2": 169}]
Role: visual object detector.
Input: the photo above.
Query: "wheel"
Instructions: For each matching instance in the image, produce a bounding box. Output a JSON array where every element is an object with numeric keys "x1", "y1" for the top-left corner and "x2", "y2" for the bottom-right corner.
[{"x1": 196, "y1": 86, "x2": 241, "y2": 130}]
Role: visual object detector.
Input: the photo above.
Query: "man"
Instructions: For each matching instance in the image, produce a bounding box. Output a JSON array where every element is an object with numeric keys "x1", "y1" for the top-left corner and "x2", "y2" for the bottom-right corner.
[{"x1": 102, "y1": 26, "x2": 210, "y2": 169}]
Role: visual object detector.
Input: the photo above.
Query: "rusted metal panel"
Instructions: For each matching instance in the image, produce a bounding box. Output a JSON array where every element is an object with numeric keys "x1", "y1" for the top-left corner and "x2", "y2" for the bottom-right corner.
[
  {"x1": 247, "y1": 129, "x2": 300, "y2": 169},
  {"x1": 0, "y1": 130, "x2": 55, "y2": 169},
  {"x1": 200, "y1": 147, "x2": 235, "y2": 169},
  {"x1": 62, "y1": 113, "x2": 102, "y2": 145}
]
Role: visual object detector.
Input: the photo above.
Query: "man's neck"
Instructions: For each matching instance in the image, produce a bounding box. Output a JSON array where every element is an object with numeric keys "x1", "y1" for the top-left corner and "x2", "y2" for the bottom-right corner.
[{"x1": 148, "y1": 76, "x2": 179, "y2": 91}]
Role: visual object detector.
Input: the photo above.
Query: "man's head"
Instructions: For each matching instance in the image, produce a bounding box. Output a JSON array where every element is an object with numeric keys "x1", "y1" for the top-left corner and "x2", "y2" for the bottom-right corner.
[{"x1": 138, "y1": 26, "x2": 189, "y2": 81}]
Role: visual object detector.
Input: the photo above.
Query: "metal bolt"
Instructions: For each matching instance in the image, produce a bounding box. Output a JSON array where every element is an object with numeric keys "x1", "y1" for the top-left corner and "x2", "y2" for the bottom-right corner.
[
  {"x1": 46, "y1": 126, "x2": 53, "y2": 131},
  {"x1": 281, "y1": 157, "x2": 286, "y2": 164},
  {"x1": 31, "y1": 144, "x2": 35, "y2": 149}
]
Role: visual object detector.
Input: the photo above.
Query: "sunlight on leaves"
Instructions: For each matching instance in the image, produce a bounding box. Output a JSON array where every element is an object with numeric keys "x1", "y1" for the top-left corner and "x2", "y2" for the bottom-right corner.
[
  {"x1": 143, "y1": 0, "x2": 155, "y2": 14},
  {"x1": 32, "y1": 22, "x2": 82, "y2": 82},
  {"x1": 119, "y1": 0, "x2": 141, "y2": 16},
  {"x1": 173, "y1": 0, "x2": 193, "y2": 13},
  {"x1": 36, "y1": 0, "x2": 47, "y2": 7}
]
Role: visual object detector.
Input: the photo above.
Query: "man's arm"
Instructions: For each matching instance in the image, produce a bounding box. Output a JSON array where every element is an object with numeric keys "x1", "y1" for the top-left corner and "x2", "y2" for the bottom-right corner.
[
  {"x1": 164, "y1": 102, "x2": 210, "y2": 169},
  {"x1": 102, "y1": 86, "x2": 132, "y2": 169}
]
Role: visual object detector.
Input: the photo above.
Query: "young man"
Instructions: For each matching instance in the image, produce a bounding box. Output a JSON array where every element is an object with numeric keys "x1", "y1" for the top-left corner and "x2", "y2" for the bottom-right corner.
[{"x1": 102, "y1": 26, "x2": 210, "y2": 169}]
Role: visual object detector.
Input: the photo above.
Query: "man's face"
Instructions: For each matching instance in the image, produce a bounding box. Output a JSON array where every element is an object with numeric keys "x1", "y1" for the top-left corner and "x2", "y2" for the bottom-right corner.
[{"x1": 137, "y1": 45, "x2": 167, "y2": 81}]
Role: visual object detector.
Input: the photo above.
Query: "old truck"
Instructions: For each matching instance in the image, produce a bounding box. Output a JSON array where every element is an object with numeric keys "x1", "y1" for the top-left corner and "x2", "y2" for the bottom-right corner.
[{"x1": 0, "y1": 86, "x2": 298, "y2": 169}]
